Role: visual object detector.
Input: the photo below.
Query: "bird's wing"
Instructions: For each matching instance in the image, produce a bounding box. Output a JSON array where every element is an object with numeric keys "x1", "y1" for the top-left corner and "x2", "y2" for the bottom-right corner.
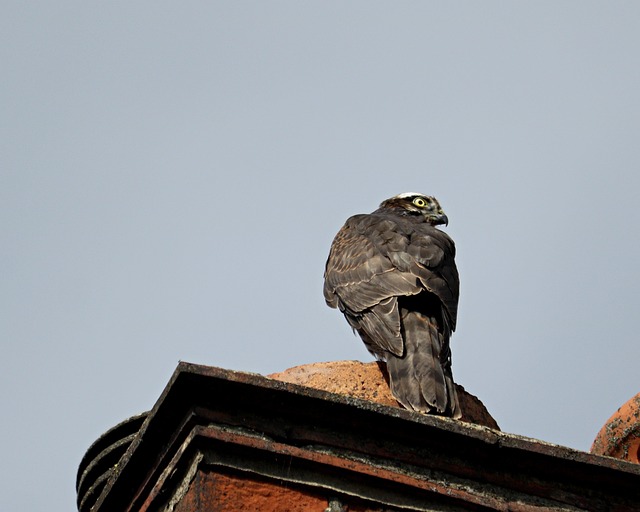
[
  {"x1": 403, "y1": 222, "x2": 459, "y2": 330},
  {"x1": 324, "y1": 213, "x2": 458, "y2": 355}
]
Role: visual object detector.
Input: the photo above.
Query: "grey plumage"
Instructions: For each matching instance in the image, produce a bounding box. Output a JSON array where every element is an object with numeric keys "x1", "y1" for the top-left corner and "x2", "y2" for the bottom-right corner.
[{"x1": 323, "y1": 193, "x2": 461, "y2": 418}]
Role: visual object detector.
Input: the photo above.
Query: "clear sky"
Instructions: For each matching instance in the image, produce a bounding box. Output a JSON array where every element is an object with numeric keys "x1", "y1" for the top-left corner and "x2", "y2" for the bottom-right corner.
[{"x1": 3, "y1": 3, "x2": 640, "y2": 510}]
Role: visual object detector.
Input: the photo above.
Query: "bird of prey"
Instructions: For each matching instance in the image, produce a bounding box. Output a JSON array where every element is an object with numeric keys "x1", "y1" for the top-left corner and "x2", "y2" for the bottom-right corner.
[{"x1": 323, "y1": 193, "x2": 461, "y2": 418}]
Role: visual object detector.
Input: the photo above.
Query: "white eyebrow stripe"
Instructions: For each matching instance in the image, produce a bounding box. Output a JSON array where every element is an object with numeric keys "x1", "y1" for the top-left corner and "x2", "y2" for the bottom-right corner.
[{"x1": 393, "y1": 192, "x2": 425, "y2": 199}]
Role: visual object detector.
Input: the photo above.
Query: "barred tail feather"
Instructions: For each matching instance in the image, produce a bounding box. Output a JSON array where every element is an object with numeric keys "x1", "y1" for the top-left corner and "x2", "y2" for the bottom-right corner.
[{"x1": 386, "y1": 309, "x2": 461, "y2": 418}]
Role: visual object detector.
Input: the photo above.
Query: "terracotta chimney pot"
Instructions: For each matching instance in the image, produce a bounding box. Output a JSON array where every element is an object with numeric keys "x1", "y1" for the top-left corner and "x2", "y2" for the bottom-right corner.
[{"x1": 591, "y1": 393, "x2": 640, "y2": 464}]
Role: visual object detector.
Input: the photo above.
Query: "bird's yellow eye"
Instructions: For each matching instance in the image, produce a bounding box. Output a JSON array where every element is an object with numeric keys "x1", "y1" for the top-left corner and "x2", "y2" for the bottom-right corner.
[{"x1": 412, "y1": 197, "x2": 428, "y2": 208}]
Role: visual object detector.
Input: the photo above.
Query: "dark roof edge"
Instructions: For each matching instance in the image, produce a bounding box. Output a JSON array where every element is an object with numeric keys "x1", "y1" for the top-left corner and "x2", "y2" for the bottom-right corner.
[
  {"x1": 172, "y1": 361, "x2": 640, "y2": 476},
  {"x1": 93, "y1": 361, "x2": 640, "y2": 511}
]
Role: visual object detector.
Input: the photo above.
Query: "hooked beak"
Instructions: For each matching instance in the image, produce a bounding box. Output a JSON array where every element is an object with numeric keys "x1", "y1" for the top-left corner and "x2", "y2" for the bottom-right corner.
[{"x1": 430, "y1": 213, "x2": 449, "y2": 226}]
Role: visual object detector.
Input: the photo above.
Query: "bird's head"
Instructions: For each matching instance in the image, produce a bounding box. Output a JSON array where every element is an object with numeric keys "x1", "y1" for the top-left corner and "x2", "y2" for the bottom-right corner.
[{"x1": 377, "y1": 192, "x2": 449, "y2": 226}]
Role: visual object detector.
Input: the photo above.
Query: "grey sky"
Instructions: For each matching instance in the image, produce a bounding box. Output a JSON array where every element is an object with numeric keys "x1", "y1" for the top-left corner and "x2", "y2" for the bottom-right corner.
[{"x1": 3, "y1": 2, "x2": 640, "y2": 510}]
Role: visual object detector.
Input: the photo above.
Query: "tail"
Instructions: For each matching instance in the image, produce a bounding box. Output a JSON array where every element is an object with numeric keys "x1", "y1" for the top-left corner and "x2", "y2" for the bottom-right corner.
[{"x1": 386, "y1": 308, "x2": 461, "y2": 418}]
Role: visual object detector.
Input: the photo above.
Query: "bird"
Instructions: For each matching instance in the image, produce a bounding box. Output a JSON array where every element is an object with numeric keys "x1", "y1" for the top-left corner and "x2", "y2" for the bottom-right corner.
[{"x1": 323, "y1": 192, "x2": 461, "y2": 418}]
